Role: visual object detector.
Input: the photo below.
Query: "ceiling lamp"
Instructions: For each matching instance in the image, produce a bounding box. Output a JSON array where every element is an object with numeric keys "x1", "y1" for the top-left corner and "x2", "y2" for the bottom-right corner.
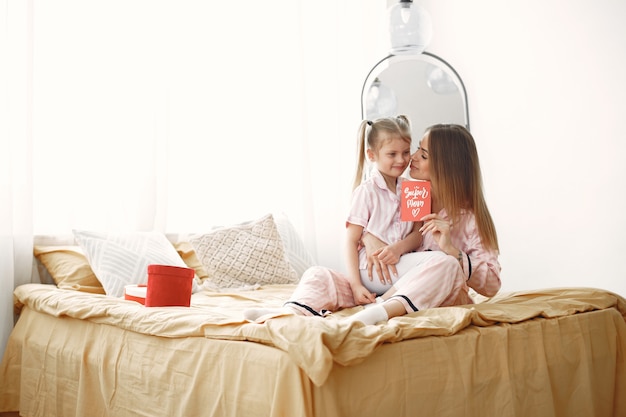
[{"x1": 388, "y1": 0, "x2": 433, "y2": 55}]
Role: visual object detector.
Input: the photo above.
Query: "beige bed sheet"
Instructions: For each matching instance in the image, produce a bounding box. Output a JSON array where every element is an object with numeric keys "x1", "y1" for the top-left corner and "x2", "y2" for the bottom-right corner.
[{"x1": 1, "y1": 284, "x2": 625, "y2": 417}]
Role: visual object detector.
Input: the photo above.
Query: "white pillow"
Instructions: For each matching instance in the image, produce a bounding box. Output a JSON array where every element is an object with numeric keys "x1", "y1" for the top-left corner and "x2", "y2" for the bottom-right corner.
[
  {"x1": 73, "y1": 229, "x2": 189, "y2": 297},
  {"x1": 189, "y1": 214, "x2": 298, "y2": 289}
]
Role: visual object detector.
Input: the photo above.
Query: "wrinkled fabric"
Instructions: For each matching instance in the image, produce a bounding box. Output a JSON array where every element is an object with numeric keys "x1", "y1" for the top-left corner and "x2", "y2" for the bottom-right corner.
[
  {"x1": 6, "y1": 284, "x2": 626, "y2": 386},
  {"x1": 1, "y1": 284, "x2": 626, "y2": 417}
]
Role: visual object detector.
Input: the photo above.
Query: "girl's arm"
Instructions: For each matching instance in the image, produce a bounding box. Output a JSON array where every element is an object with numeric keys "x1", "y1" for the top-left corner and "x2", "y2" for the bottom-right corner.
[
  {"x1": 380, "y1": 221, "x2": 423, "y2": 262},
  {"x1": 345, "y1": 223, "x2": 376, "y2": 305}
]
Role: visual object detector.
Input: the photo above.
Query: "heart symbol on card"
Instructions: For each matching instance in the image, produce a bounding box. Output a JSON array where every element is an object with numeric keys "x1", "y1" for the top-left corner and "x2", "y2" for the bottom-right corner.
[{"x1": 411, "y1": 208, "x2": 421, "y2": 218}]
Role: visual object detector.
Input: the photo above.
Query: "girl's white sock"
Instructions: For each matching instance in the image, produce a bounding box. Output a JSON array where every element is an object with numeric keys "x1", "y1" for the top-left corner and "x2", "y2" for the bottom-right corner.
[{"x1": 345, "y1": 304, "x2": 389, "y2": 326}]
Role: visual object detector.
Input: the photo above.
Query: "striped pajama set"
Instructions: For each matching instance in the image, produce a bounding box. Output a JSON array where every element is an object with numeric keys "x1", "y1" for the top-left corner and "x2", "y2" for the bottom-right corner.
[{"x1": 287, "y1": 170, "x2": 501, "y2": 316}]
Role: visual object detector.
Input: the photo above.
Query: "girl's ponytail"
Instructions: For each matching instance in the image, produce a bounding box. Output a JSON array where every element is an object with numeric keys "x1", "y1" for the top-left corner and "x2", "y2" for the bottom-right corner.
[{"x1": 352, "y1": 120, "x2": 370, "y2": 190}]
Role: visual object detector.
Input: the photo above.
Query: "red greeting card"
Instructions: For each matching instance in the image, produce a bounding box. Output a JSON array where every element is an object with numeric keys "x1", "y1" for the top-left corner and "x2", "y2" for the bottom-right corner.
[{"x1": 401, "y1": 180, "x2": 431, "y2": 221}]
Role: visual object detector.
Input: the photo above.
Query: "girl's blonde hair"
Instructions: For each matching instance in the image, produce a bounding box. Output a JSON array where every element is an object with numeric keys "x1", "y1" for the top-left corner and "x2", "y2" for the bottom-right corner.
[
  {"x1": 426, "y1": 124, "x2": 499, "y2": 251},
  {"x1": 353, "y1": 115, "x2": 412, "y2": 190}
]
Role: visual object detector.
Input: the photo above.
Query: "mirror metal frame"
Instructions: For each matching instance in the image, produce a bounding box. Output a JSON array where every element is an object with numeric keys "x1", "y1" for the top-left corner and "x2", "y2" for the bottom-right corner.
[{"x1": 361, "y1": 51, "x2": 470, "y2": 131}]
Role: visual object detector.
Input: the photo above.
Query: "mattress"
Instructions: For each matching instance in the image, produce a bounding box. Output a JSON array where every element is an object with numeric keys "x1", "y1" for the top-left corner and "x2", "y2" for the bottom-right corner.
[{"x1": 1, "y1": 284, "x2": 625, "y2": 417}]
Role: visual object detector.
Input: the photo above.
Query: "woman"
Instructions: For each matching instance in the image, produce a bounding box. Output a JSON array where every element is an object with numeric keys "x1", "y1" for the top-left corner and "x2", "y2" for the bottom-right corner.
[{"x1": 244, "y1": 124, "x2": 501, "y2": 325}]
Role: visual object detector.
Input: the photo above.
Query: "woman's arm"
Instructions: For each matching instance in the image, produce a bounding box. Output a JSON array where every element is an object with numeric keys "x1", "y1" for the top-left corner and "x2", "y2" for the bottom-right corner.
[
  {"x1": 387, "y1": 221, "x2": 423, "y2": 259},
  {"x1": 360, "y1": 222, "x2": 423, "y2": 285},
  {"x1": 420, "y1": 212, "x2": 501, "y2": 297},
  {"x1": 459, "y1": 224, "x2": 501, "y2": 297}
]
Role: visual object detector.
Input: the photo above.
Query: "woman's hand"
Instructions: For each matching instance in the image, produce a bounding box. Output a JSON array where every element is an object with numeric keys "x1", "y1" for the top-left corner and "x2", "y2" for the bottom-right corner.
[
  {"x1": 361, "y1": 233, "x2": 398, "y2": 285},
  {"x1": 419, "y1": 213, "x2": 454, "y2": 254}
]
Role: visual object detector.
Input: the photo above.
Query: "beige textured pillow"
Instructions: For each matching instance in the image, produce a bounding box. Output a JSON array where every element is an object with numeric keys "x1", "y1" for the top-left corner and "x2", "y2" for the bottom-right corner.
[
  {"x1": 173, "y1": 241, "x2": 209, "y2": 280},
  {"x1": 33, "y1": 245, "x2": 106, "y2": 294},
  {"x1": 189, "y1": 214, "x2": 298, "y2": 288}
]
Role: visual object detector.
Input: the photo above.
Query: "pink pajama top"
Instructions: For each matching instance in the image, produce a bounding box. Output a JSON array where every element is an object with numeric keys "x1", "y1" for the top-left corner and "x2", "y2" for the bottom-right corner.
[
  {"x1": 346, "y1": 169, "x2": 414, "y2": 270},
  {"x1": 421, "y1": 208, "x2": 501, "y2": 298}
]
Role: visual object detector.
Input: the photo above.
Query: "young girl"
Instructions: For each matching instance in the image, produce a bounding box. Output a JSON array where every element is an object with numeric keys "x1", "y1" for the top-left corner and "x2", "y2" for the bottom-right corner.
[
  {"x1": 245, "y1": 124, "x2": 501, "y2": 325},
  {"x1": 344, "y1": 116, "x2": 422, "y2": 306}
]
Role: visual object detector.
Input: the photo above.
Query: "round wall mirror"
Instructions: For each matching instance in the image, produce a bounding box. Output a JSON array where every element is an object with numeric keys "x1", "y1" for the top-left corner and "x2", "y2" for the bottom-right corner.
[{"x1": 361, "y1": 51, "x2": 469, "y2": 152}]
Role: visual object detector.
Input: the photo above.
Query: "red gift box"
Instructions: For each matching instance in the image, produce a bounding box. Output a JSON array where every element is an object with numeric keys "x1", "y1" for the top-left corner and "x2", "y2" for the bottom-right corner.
[{"x1": 145, "y1": 264, "x2": 195, "y2": 307}]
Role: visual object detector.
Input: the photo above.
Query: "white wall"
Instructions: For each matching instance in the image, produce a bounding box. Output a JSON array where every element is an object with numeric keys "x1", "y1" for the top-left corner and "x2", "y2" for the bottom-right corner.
[
  {"x1": 418, "y1": 0, "x2": 626, "y2": 296},
  {"x1": 316, "y1": 0, "x2": 626, "y2": 298},
  {"x1": 25, "y1": 1, "x2": 625, "y2": 298}
]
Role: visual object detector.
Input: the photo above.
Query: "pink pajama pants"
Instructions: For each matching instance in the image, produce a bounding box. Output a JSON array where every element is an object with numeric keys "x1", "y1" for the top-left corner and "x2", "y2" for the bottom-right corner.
[{"x1": 287, "y1": 251, "x2": 472, "y2": 316}]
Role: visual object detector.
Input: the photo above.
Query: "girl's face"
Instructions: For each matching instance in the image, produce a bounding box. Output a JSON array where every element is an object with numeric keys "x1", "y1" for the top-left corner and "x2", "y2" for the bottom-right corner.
[
  {"x1": 409, "y1": 134, "x2": 431, "y2": 181},
  {"x1": 369, "y1": 134, "x2": 411, "y2": 178}
]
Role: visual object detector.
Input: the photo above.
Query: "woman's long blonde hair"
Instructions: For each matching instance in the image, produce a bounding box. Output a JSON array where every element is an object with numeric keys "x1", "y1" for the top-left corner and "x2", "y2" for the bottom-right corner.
[
  {"x1": 353, "y1": 115, "x2": 412, "y2": 191},
  {"x1": 426, "y1": 124, "x2": 499, "y2": 251}
]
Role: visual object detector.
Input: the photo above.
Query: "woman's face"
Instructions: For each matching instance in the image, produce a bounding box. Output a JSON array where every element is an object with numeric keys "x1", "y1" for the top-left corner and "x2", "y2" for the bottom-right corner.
[{"x1": 409, "y1": 133, "x2": 431, "y2": 181}]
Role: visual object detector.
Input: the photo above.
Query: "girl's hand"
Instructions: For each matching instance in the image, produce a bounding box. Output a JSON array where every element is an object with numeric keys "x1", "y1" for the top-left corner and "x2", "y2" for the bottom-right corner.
[
  {"x1": 375, "y1": 244, "x2": 401, "y2": 266},
  {"x1": 371, "y1": 245, "x2": 401, "y2": 284},
  {"x1": 419, "y1": 213, "x2": 453, "y2": 252},
  {"x1": 351, "y1": 283, "x2": 376, "y2": 305}
]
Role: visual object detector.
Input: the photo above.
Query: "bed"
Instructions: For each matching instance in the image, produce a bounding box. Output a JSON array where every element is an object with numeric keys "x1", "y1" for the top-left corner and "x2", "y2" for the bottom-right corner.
[{"x1": 1, "y1": 214, "x2": 626, "y2": 417}]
